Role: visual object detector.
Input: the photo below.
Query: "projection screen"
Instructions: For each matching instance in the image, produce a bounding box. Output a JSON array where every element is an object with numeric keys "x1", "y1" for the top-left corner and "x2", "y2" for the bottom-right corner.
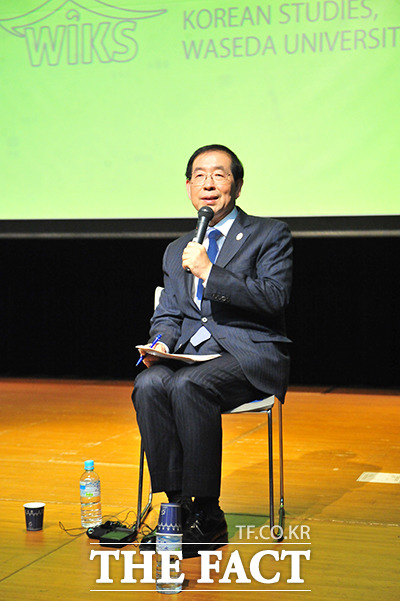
[{"x1": 1, "y1": 0, "x2": 399, "y2": 234}]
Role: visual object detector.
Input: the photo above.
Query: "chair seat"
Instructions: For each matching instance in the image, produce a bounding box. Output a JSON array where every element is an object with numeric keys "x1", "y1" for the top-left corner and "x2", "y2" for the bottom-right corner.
[{"x1": 224, "y1": 395, "x2": 275, "y2": 414}]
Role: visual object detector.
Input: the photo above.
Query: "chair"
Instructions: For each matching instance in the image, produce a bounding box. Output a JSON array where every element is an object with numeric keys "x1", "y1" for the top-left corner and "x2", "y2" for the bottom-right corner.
[{"x1": 135, "y1": 288, "x2": 285, "y2": 540}]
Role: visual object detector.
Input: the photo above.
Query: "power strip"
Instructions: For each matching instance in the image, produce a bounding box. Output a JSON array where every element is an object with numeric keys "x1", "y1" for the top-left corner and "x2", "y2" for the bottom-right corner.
[
  {"x1": 86, "y1": 520, "x2": 137, "y2": 548},
  {"x1": 99, "y1": 527, "x2": 137, "y2": 548}
]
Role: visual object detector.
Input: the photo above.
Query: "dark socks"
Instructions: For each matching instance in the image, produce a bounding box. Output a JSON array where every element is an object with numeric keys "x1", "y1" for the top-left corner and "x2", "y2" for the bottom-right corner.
[
  {"x1": 193, "y1": 496, "x2": 220, "y2": 516},
  {"x1": 166, "y1": 490, "x2": 183, "y2": 504},
  {"x1": 166, "y1": 492, "x2": 221, "y2": 518}
]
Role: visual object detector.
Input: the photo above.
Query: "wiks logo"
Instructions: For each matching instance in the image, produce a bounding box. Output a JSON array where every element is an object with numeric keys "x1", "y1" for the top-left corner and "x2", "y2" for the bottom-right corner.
[{"x1": 0, "y1": 0, "x2": 167, "y2": 66}]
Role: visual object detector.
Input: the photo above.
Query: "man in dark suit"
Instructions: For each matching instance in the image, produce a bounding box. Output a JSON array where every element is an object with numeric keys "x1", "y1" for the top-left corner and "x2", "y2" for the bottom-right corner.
[{"x1": 132, "y1": 144, "x2": 292, "y2": 557}]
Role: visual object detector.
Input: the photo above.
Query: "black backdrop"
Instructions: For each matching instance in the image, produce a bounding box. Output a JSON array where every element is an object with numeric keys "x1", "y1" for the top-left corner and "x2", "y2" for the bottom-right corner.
[{"x1": 1, "y1": 235, "x2": 399, "y2": 388}]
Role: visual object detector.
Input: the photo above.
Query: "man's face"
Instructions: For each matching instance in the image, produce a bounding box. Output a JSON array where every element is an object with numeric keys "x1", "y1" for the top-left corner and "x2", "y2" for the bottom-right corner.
[{"x1": 186, "y1": 150, "x2": 243, "y2": 225}]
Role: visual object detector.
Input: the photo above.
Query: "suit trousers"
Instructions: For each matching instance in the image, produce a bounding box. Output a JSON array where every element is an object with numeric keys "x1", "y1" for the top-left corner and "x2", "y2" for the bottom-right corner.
[{"x1": 132, "y1": 352, "x2": 264, "y2": 498}]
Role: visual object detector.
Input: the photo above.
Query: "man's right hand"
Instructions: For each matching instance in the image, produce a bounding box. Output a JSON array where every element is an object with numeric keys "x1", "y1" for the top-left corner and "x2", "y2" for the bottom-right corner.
[{"x1": 139, "y1": 342, "x2": 167, "y2": 368}]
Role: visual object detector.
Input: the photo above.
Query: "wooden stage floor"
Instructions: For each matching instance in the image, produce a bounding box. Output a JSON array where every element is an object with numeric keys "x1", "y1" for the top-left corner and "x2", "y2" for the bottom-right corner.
[{"x1": 0, "y1": 379, "x2": 398, "y2": 600}]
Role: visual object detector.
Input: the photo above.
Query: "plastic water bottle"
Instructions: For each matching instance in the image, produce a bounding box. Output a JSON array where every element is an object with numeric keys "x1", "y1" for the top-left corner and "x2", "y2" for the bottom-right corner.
[
  {"x1": 156, "y1": 532, "x2": 183, "y2": 594},
  {"x1": 80, "y1": 460, "x2": 102, "y2": 528}
]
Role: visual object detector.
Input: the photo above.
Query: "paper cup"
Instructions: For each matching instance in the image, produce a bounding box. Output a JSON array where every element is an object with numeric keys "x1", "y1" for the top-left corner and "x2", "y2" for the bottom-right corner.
[
  {"x1": 157, "y1": 502, "x2": 182, "y2": 534},
  {"x1": 24, "y1": 502, "x2": 45, "y2": 531}
]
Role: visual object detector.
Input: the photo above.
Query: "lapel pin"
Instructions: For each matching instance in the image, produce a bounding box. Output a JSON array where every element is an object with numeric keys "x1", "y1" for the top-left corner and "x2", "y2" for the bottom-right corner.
[{"x1": 236, "y1": 232, "x2": 243, "y2": 241}]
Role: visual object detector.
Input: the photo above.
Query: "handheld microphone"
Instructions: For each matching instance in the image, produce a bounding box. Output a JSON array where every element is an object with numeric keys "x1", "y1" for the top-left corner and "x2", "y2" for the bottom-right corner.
[
  {"x1": 193, "y1": 206, "x2": 215, "y2": 244},
  {"x1": 185, "y1": 206, "x2": 214, "y2": 272}
]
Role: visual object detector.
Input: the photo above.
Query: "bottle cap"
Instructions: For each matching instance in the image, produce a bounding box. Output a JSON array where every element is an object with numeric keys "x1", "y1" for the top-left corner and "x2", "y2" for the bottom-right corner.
[{"x1": 84, "y1": 460, "x2": 94, "y2": 470}]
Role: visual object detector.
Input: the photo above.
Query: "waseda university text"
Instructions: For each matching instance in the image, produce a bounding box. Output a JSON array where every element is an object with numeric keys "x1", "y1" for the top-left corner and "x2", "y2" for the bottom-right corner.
[{"x1": 182, "y1": 4, "x2": 400, "y2": 59}]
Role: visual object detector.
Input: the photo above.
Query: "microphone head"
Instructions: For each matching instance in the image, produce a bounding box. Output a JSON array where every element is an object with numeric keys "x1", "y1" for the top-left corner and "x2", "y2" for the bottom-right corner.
[
  {"x1": 198, "y1": 206, "x2": 214, "y2": 220},
  {"x1": 191, "y1": 205, "x2": 215, "y2": 246}
]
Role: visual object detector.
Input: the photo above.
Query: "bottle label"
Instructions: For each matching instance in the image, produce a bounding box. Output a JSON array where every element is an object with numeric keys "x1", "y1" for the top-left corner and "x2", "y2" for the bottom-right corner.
[
  {"x1": 156, "y1": 534, "x2": 183, "y2": 590},
  {"x1": 156, "y1": 534, "x2": 182, "y2": 553},
  {"x1": 80, "y1": 481, "x2": 100, "y2": 498}
]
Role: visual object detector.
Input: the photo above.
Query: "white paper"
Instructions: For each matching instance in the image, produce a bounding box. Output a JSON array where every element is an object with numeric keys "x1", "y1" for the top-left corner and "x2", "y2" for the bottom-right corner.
[{"x1": 135, "y1": 345, "x2": 220, "y2": 364}]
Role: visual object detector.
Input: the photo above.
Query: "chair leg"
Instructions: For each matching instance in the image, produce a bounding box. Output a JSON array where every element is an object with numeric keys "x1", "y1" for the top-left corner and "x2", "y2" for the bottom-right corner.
[
  {"x1": 278, "y1": 401, "x2": 285, "y2": 531},
  {"x1": 268, "y1": 403, "x2": 285, "y2": 541},
  {"x1": 135, "y1": 440, "x2": 153, "y2": 536},
  {"x1": 267, "y1": 407, "x2": 275, "y2": 532}
]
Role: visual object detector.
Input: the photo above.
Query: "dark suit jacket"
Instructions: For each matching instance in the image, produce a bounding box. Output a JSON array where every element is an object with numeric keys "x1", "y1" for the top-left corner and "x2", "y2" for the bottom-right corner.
[{"x1": 148, "y1": 207, "x2": 293, "y2": 402}]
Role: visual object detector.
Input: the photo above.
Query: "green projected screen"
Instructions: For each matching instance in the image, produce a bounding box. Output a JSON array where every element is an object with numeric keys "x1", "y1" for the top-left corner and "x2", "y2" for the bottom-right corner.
[{"x1": 1, "y1": 0, "x2": 399, "y2": 221}]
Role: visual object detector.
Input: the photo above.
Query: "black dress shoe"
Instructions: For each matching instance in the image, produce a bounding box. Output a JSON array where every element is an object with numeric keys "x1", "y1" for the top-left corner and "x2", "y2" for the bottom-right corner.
[{"x1": 182, "y1": 508, "x2": 228, "y2": 559}]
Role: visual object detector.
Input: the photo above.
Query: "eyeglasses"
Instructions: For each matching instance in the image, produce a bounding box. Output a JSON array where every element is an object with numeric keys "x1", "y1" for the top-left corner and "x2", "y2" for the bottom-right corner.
[{"x1": 190, "y1": 171, "x2": 232, "y2": 187}]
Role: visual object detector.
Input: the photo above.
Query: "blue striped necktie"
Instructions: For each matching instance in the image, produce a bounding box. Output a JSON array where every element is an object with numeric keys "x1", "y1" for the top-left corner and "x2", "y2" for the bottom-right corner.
[{"x1": 195, "y1": 228, "x2": 222, "y2": 305}]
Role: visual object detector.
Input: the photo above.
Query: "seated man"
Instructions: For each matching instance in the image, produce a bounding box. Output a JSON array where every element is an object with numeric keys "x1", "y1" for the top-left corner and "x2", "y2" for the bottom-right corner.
[{"x1": 132, "y1": 144, "x2": 292, "y2": 558}]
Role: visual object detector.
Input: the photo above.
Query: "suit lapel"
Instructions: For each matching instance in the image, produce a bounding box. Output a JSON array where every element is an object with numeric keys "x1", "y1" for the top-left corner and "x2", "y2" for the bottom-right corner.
[{"x1": 216, "y1": 208, "x2": 251, "y2": 268}]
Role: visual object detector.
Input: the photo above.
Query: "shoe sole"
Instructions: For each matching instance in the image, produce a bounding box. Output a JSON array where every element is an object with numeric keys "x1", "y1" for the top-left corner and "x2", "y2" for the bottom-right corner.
[{"x1": 182, "y1": 530, "x2": 228, "y2": 559}]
